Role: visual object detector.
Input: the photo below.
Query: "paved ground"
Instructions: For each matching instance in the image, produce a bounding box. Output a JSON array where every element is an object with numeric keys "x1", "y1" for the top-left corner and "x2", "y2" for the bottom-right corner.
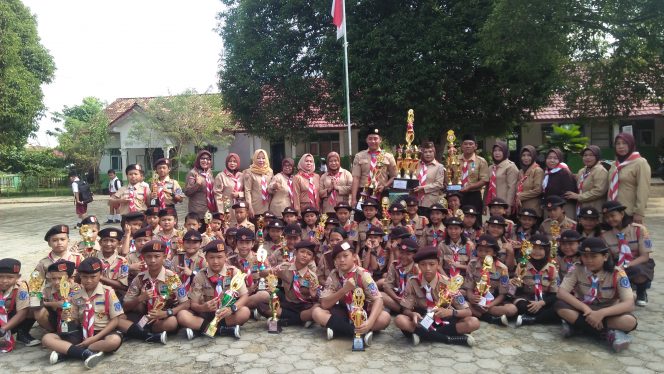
[{"x1": 1, "y1": 195, "x2": 663, "y2": 373}]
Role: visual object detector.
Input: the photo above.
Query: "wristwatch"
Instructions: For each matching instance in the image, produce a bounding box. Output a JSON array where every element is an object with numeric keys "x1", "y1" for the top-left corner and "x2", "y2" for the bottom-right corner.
[
  {"x1": 166, "y1": 308, "x2": 174, "y2": 317},
  {"x1": 230, "y1": 304, "x2": 238, "y2": 314}
]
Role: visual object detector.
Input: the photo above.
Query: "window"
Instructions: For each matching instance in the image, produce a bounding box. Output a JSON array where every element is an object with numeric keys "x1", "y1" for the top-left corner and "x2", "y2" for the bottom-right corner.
[
  {"x1": 308, "y1": 133, "x2": 340, "y2": 156},
  {"x1": 620, "y1": 119, "x2": 655, "y2": 147},
  {"x1": 110, "y1": 149, "x2": 122, "y2": 170},
  {"x1": 590, "y1": 123, "x2": 611, "y2": 147}
]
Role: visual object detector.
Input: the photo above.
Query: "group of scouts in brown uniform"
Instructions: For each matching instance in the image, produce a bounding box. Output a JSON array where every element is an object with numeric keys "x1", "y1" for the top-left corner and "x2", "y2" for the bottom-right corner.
[{"x1": 0, "y1": 133, "x2": 655, "y2": 368}]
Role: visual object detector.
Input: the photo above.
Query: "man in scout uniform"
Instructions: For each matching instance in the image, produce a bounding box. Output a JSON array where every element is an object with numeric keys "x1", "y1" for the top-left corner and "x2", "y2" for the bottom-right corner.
[
  {"x1": 381, "y1": 238, "x2": 420, "y2": 313},
  {"x1": 411, "y1": 141, "x2": 446, "y2": 217},
  {"x1": 177, "y1": 230, "x2": 207, "y2": 293},
  {"x1": 0, "y1": 258, "x2": 32, "y2": 351},
  {"x1": 151, "y1": 158, "x2": 184, "y2": 210},
  {"x1": 350, "y1": 129, "x2": 398, "y2": 209},
  {"x1": 395, "y1": 246, "x2": 479, "y2": 346},
  {"x1": 234, "y1": 201, "x2": 255, "y2": 232},
  {"x1": 34, "y1": 260, "x2": 77, "y2": 335},
  {"x1": 96, "y1": 228, "x2": 129, "y2": 297},
  {"x1": 43, "y1": 257, "x2": 123, "y2": 369},
  {"x1": 109, "y1": 164, "x2": 150, "y2": 215},
  {"x1": 35, "y1": 225, "x2": 84, "y2": 281},
  {"x1": 356, "y1": 198, "x2": 382, "y2": 253},
  {"x1": 70, "y1": 215, "x2": 101, "y2": 258},
  {"x1": 118, "y1": 240, "x2": 188, "y2": 344},
  {"x1": 540, "y1": 195, "x2": 577, "y2": 240},
  {"x1": 177, "y1": 240, "x2": 250, "y2": 340},
  {"x1": 311, "y1": 242, "x2": 391, "y2": 344},
  {"x1": 458, "y1": 134, "x2": 489, "y2": 213}
]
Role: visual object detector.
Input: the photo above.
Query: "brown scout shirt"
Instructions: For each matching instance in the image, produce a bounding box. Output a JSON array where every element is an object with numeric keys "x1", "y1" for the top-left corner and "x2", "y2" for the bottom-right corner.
[
  {"x1": 113, "y1": 183, "x2": 150, "y2": 215},
  {"x1": 293, "y1": 173, "x2": 321, "y2": 213},
  {"x1": 464, "y1": 257, "x2": 510, "y2": 297},
  {"x1": 152, "y1": 176, "x2": 184, "y2": 206},
  {"x1": 268, "y1": 173, "x2": 294, "y2": 218},
  {"x1": 320, "y1": 266, "x2": 381, "y2": 307},
  {"x1": 422, "y1": 223, "x2": 446, "y2": 249},
  {"x1": 516, "y1": 164, "x2": 544, "y2": 216},
  {"x1": 440, "y1": 239, "x2": 474, "y2": 274},
  {"x1": 487, "y1": 160, "x2": 519, "y2": 211},
  {"x1": 576, "y1": 163, "x2": 608, "y2": 212},
  {"x1": 34, "y1": 250, "x2": 84, "y2": 280},
  {"x1": 559, "y1": 265, "x2": 632, "y2": 308},
  {"x1": 457, "y1": 153, "x2": 489, "y2": 191},
  {"x1": 275, "y1": 262, "x2": 320, "y2": 304},
  {"x1": 515, "y1": 261, "x2": 558, "y2": 299},
  {"x1": 124, "y1": 267, "x2": 188, "y2": 309},
  {"x1": 540, "y1": 217, "x2": 577, "y2": 240},
  {"x1": 243, "y1": 170, "x2": 274, "y2": 216},
  {"x1": 416, "y1": 160, "x2": 446, "y2": 208},
  {"x1": 2, "y1": 281, "x2": 29, "y2": 314},
  {"x1": 384, "y1": 261, "x2": 419, "y2": 296},
  {"x1": 188, "y1": 265, "x2": 249, "y2": 304},
  {"x1": 600, "y1": 223, "x2": 653, "y2": 261},
  {"x1": 96, "y1": 252, "x2": 129, "y2": 287},
  {"x1": 351, "y1": 149, "x2": 397, "y2": 189},
  {"x1": 319, "y1": 168, "x2": 353, "y2": 214},
  {"x1": 401, "y1": 272, "x2": 470, "y2": 312},
  {"x1": 608, "y1": 157, "x2": 651, "y2": 217},
  {"x1": 71, "y1": 283, "x2": 124, "y2": 331}
]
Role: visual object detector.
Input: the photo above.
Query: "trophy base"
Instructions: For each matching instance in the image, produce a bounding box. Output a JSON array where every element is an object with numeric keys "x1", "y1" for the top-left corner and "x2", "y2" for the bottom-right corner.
[
  {"x1": 137, "y1": 315, "x2": 150, "y2": 329},
  {"x1": 446, "y1": 184, "x2": 462, "y2": 192},
  {"x1": 352, "y1": 335, "x2": 365, "y2": 351},
  {"x1": 258, "y1": 279, "x2": 267, "y2": 291},
  {"x1": 29, "y1": 296, "x2": 41, "y2": 308},
  {"x1": 267, "y1": 318, "x2": 282, "y2": 334},
  {"x1": 392, "y1": 178, "x2": 419, "y2": 191},
  {"x1": 60, "y1": 320, "x2": 78, "y2": 334},
  {"x1": 203, "y1": 323, "x2": 219, "y2": 338}
]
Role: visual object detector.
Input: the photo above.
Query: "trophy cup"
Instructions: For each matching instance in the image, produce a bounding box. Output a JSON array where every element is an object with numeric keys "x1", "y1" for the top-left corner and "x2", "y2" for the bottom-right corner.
[
  {"x1": 550, "y1": 221, "x2": 561, "y2": 260},
  {"x1": 445, "y1": 130, "x2": 463, "y2": 191},
  {"x1": 175, "y1": 228, "x2": 186, "y2": 267},
  {"x1": 380, "y1": 197, "x2": 391, "y2": 235},
  {"x1": 150, "y1": 172, "x2": 159, "y2": 207},
  {"x1": 204, "y1": 210, "x2": 213, "y2": 238},
  {"x1": 257, "y1": 216, "x2": 265, "y2": 243},
  {"x1": 396, "y1": 145, "x2": 404, "y2": 179},
  {"x1": 79, "y1": 224, "x2": 97, "y2": 258},
  {"x1": 509, "y1": 240, "x2": 532, "y2": 296},
  {"x1": 28, "y1": 271, "x2": 44, "y2": 308},
  {"x1": 58, "y1": 275, "x2": 77, "y2": 333},
  {"x1": 393, "y1": 109, "x2": 420, "y2": 190},
  {"x1": 350, "y1": 288, "x2": 367, "y2": 351},
  {"x1": 204, "y1": 272, "x2": 247, "y2": 337},
  {"x1": 266, "y1": 273, "x2": 281, "y2": 333},
  {"x1": 222, "y1": 198, "x2": 232, "y2": 231},
  {"x1": 315, "y1": 213, "x2": 328, "y2": 241},
  {"x1": 475, "y1": 256, "x2": 494, "y2": 307},
  {"x1": 256, "y1": 233, "x2": 268, "y2": 291}
]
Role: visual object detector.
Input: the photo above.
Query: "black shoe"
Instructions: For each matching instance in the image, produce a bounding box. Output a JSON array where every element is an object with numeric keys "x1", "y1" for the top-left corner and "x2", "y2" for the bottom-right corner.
[
  {"x1": 636, "y1": 290, "x2": 648, "y2": 307},
  {"x1": 104, "y1": 220, "x2": 114, "y2": 224},
  {"x1": 516, "y1": 315, "x2": 536, "y2": 327},
  {"x1": 76, "y1": 223, "x2": 82, "y2": 228},
  {"x1": 217, "y1": 325, "x2": 241, "y2": 339},
  {"x1": 445, "y1": 334, "x2": 475, "y2": 346},
  {"x1": 16, "y1": 331, "x2": 40, "y2": 347},
  {"x1": 486, "y1": 315, "x2": 508, "y2": 326},
  {"x1": 145, "y1": 331, "x2": 167, "y2": 344}
]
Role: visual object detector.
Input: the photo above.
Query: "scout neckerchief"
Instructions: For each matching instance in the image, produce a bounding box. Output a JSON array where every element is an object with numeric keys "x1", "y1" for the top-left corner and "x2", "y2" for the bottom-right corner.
[
  {"x1": 417, "y1": 161, "x2": 427, "y2": 201},
  {"x1": 327, "y1": 170, "x2": 340, "y2": 207},
  {"x1": 240, "y1": 257, "x2": 254, "y2": 287},
  {"x1": 431, "y1": 225, "x2": 444, "y2": 247},
  {"x1": 461, "y1": 156, "x2": 475, "y2": 187},
  {"x1": 300, "y1": 171, "x2": 318, "y2": 210},
  {"x1": 609, "y1": 152, "x2": 641, "y2": 201},
  {"x1": 292, "y1": 268, "x2": 311, "y2": 302},
  {"x1": 160, "y1": 233, "x2": 173, "y2": 257},
  {"x1": 542, "y1": 162, "x2": 569, "y2": 190},
  {"x1": 341, "y1": 268, "x2": 360, "y2": 312},
  {"x1": 563, "y1": 256, "x2": 576, "y2": 274},
  {"x1": 583, "y1": 271, "x2": 600, "y2": 305},
  {"x1": 516, "y1": 163, "x2": 540, "y2": 202},
  {"x1": 129, "y1": 239, "x2": 137, "y2": 253},
  {"x1": 157, "y1": 179, "x2": 166, "y2": 209},
  {"x1": 395, "y1": 262, "x2": 409, "y2": 297},
  {"x1": 208, "y1": 272, "x2": 224, "y2": 298},
  {"x1": 82, "y1": 294, "x2": 97, "y2": 339},
  {"x1": 286, "y1": 175, "x2": 294, "y2": 206},
  {"x1": 225, "y1": 169, "x2": 243, "y2": 201},
  {"x1": 181, "y1": 256, "x2": 203, "y2": 291},
  {"x1": 418, "y1": 272, "x2": 445, "y2": 326},
  {"x1": 146, "y1": 277, "x2": 160, "y2": 312},
  {"x1": 0, "y1": 288, "x2": 18, "y2": 352},
  {"x1": 616, "y1": 232, "x2": 634, "y2": 267},
  {"x1": 128, "y1": 186, "x2": 137, "y2": 212},
  {"x1": 200, "y1": 170, "x2": 217, "y2": 212},
  {"x1": 575, "y1": 166, "x2": 593, "y2": 215},
  {"x1": 485, "y1": 163, "x2": 498, "y2": 205},
  {"x1": 449, "y1": 239, "x2": 464, "y2": 277},
  {"x1": 368, "y1": 150, "x2": 381, "y2": 185},
  {"x1": 529, "y1": 266, "x2": 545, "y2": 301},
  {"x1": 261, "y1": 175, "x2": 269, "y2": 205}
]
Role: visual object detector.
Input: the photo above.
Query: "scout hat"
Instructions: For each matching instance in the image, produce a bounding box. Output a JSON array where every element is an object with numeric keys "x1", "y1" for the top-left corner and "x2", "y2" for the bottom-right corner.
[
  {"x1": 487, "y1": 198, "x2": 509, "y2": 208},
  {"x1": 560, "y1": 230, "x2": 582, "y2": 242},
  {"x1": 446, "y1": 191, "x2": 463, "y2": 200},
  {"x1": 45, "y1": 224, "x2": 69, "y2": 241},
  {"x1": 389, "y1": 202, "x2": 405, "y2": 213},
  {"x1": 462, "y1": 205, "x2": 479, "y2": 216},
  {"x1": 203, "y1": 240, "x2": 226, "y2": 254},
  {"x1": 153, "y1": 158, "x2": 170, "y2": 168},
  {"x1": 580, "y1": 237, "x2": 609, "y2": 253},
  {"x1": 145, "y1": 206, "x2": 160, "y2": 217},
  {"x1": 140, "y1": 240, "x2": 167, "y2": 254},
  {"x1": 183, "y1": 229, "x2": 203, "y2": 242},
  {"x1": 398, "y1": 238, "x2": 419, "y2": 253},
  {"x1": 302, "y1": 206, "x2": 320, "y2": 216},
  {"x1": 413, "y1": 246, "x2": 438, "y2": 262},
  {"x1": 518, "y1": 208, "x2": 539, "y2": 219},
  {"x1": 267, "y1": 219, "x2": 285, "y2": 229},
  {"x1": 99, "y1": 227, "x2": 124, "y2": 240},
  {"x1": 361, "y1": 198, "x2": 379, "y2": 208},
  {"x1": 476, "y1": 234, "x2": 500, "y2": 251},
  {"x1": 578, "y1": 207, "x2": 600, "y2": 219},
  {"x1": 0, "y1": 259, "x2": 20, "y2": 274},
  {"x1": 325, "y1": 217, "x2": 340, "y2": 227},
  {"x1": 444, "y1": 216, "x2": 463, "y2": 227},
  {"x1": 132, "y1": 227, "x2": 153, "y2": 239},
  {"x1": 367, "y1": 226, "x2": 384, "y2": 237},
  {"x1": 486, "y1": 216, "x2": 507, "y2": 226},
  {"x1": 461, "y1": 134, "x2": 476, "y2": 142},
  {"x1": 389, "y1": 226, "x2": 411, "y2": 240},
  {"x1": 232, "y1": 201, "x2": 248, "y2": 210},
  {"x1": 429, "y1": 203, "x2": 447, "y2": 213},
  {"x1": 284, "y1": 223, "x2": 302, "y2": 237},
  {"x1": 530, "y1": 233, "x2": 551, "y2": 247},
  {"x1": 158, "y1": 207, "x2": 177, "y2": 217},
  {"x1": 225, "y1": 227, "x2": 238, "y2": 239},
  {"x1": 81, "y1": 216, "x2": 99, "y2": 225},
  {"x1": 236, "y1": 227, "x2": 255, "y2": 241},
  {"x1": 404, "y1": 196, "x2": 418, "y2": 207},
  {"x1": 544, "y1": 195, "x2": 565, "y2": 209},
  {"x1": 47, "y1": 260, "x2": 76, "y2": 276},
  {"x1": 77, "y1": 258, "x2": 103, "y2": 274},
  {"x1": 211, "y1": 212, "x2": 224, "y2": 220},
  {"x1": 331, "y1": 241, "x2": 354, "y2": 259},
  {"x1": 282, "y1": 207, "x2": 297, "y2": 216},
  {"x1": 294, "y1": 240, "x2": 316, "y2": 253},
  {"x1": 334, "y1": 202, "x2": 353, "y2": 212},
  {"x1": 125, "y1": 164, "x2": 144, "y2": 174},
  {"x1": 602, "y1": 200, "x2": 626, "y2": 214}
]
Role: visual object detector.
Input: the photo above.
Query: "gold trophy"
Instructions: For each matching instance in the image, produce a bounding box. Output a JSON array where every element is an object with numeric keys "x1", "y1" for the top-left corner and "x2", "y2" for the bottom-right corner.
[
  {"x1": 266, "y1": 273, "x2": 281, "y2": 333},
  {"x1": 175, "y1": 227, "x2": 186, "y2": 267},
  {"x1": 79, "y1": 224, "x2": 97, "y2": 258},
  {"x1": 445, "y1": 130, "x2": 462, "y2": 191},
  {"x1": 137, "y1": 275, "x2": 178, "y2": 328},
  {"x1": 204, "y1": 272, "x2": 247, "y2": 337},
  {"x1": 58, "y1": 275, "x2": 77, "y2": 333},
  {"x1": 316, "y1": 213, "x2": 329, "y2": 241},
  {"x1": 510, "y1": 240, "x2": 532, "y2": 295},
  {"x1": 394, "y1": 109, "x2": 420, "y2": 189},
  {"x1": 256, "y1": 222, "x2": 268, "y2": 290},
  {"x1": 396, "y1": 145, "x2": 404, "y2": 179},
  {"x1": 475, "y1": 256, "x2": 493, "y2": 307},
  {"x1": 150, "y1": 172, "x2": 159, "y2": 207},
  {"x1": 256, "y1": 216, "x2": 265, "y2": 243},
  {"x1": 350, "y1": 288, "x2": 367, "y2": 351},
  {"x1": 380, "y1": 197, "x2": 391, "y2": 235},
  {"x1": 204, "y1": 210, "x2": 213, "y2": 238},
  {"x1": 28, "y1": 271, "x2": 44, "y2": 307},
  {"x1": 550, "y1": 221, "x2": 560, "y2": 260}
]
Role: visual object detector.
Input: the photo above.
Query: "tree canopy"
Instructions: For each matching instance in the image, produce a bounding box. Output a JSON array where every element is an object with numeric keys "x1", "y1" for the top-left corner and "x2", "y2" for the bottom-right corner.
[
  {"x1": 218, "y1": 0, "x2": 664, "y2": 146},
  {"x1": 0, "y1": 0, "x2": 55, "y2": 148}
]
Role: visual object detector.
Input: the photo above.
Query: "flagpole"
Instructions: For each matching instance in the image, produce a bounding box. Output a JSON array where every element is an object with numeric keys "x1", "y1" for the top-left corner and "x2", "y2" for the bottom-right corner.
[{"x1": 341, "y1": 0, "x2": 352, "y2": 158}]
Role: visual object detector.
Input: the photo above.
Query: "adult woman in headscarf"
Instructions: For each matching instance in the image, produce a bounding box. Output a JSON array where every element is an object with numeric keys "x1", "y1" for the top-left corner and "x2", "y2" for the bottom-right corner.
[
  {"x1": 293, "y1": 154, "x2": 321, "y2": 216},
  {"x1": 243, "y1": 149, "x2": 274, "y2": 218},
  {"x1": 319, "y1": 151, "x2": 353, "y2": 214},
  {"x1": 268, "y1": 158, "x2": 296, "y2": 218},
  {"x1": 515, "y1": 145, "x2": 544, "y2": 217},
  {"x1": 184, "y1": 150, "x2": 217, "y2": 217},
  {"x1": 564, "y1": 145, "x2": 608, "y2": 214},
  {"x1": 214, "y1": 153, "x2": 243, "y2": 224},
  {"x1": 542, "y1": 147, "x2": 577, "y2": 219},
  {"x1": 607, "y1": 133, "x2": 651, "y2": 223},
  {"x1": 484, "y1": 140, "x2": 519, "y2": 214}
]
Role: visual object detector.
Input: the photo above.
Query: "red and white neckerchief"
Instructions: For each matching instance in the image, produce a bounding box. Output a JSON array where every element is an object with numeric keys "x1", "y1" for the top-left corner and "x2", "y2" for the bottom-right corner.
[
  {"x1": 128, "y1": 186, "x2": 137, "y2": 212},
  {"x1": 368, "y1": 150, "x2": 380, "y2": 182},
  {"x1": 300, "y1": 172, "x2": 318, "y2": 209},
  {"x1": 431, "y1": 227, "x2": 444, "y2": 247},
  {"x1": 0, "y1": 289, "x2": 17, "y2": 352},
  {"x1": 419, "y1": 273, "x2": 445, "y2": 326},
  {"x1": 286, "y1": 175, "x2": 295, "y2": 206},
  {"x1": 341, "y1": 269, "x2": 358, "y2": 312},
  {"x1": 201, "y1": 171, "x2": 217, "y2": 212},
  {"x1": 485, "y1": 164, "x2": 498, "y2": 204},
  {"x1": 225, "y1": 170, "x2": 243, "y2": 200},
  {"x1": 449, "y1": 242, "x2": 462, "y2": 277},
  {"x1": 609, "y1": 152, "x2": 641, "y2": 201},
  {"x1": 327, "y1": 171, "x2": 340, "y2": 207},
  {"x1": 160, "y1": 235, "x2": 173, "y2": 257},
  {"x1": 542, "y1": 163, "x2": 569, "y2": 190},
  {"x1": 261, "y1": 175, "x2": 269, "y2": 205},
  {"x1": 180, "y1": 257, "x2": 199, "y2": 291},
  {"x1": 563, "y1": 256, "x2": 576, "y2": 274},
  {"x1": 576, "y1": 166, "x2": 592, "y2": 215},
  {"x1": 208, "y1": 273, "x2": 224, "y2": 298},
  {"x1": 82, "y1": 294, "x2": 97, "y2": 339},
  {"x1": 616, "y1": 232, "x2": 634, "y2": 267},
  {"x1": 461, "y1": 157, "x2": 474, "y2": 186},
  {"x1": 292, "y1": 270, "x2": 309, "y2": 302},
  {"x1": 241, "y1": 258, "x2": 254, "y2": 287},
  {"x1": 129, "y1": 239, "x2": 137, "y2": 253},
  {"x1": 157, "y1": 180, "x2": 166, "y2": 209},
  {"x1": 395, "y1": 262, "x2": 408, "y2": 297},
  {"x1": 583, "y1": 271, "x2": 600, "y2": 305},
  {"x1": 146, "y1": 278, "x2": 159, "y2": 312},
  {"x1": 529, "y1": 267, "x2": 544, "y2": 301}
]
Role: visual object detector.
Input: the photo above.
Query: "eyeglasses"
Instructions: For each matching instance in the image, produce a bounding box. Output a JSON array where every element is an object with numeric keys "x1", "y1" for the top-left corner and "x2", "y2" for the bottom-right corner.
[{"x1": 200, "y1": 157, "x2": 212, "y2": 161}]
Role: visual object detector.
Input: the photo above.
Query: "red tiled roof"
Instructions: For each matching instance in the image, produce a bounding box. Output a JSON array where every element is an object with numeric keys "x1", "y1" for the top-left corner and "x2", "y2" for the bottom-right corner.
[{"x1": 532, "y1": 95, "x2": 663, "y2": 122}]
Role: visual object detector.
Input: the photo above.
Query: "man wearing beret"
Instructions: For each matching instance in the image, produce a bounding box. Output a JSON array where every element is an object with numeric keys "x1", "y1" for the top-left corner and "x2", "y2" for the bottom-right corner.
[
  {"x1": 0, "y1": 258, "x2": 33, "y2": 350},
  {"x1": 350, "y1": 129, "x2": 398, "y2": 209}
]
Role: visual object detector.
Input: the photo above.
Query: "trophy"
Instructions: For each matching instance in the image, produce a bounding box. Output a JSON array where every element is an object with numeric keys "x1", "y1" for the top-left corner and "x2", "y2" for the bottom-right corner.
[
  {"x1": 315, "y1": 213, "x2": 328, "y2": 241},
  {"x1": 280, "y1": 235, "x2": 290, "y2": 262},
  {"x1": 256, "y1": 223, "x2": 268, "y2": 291},
  {"x1": 150, "y1": 172, "x2": 159, "y2": 207},
  {"x1": 393, "y1": 109, "x2": 420, "y2": 190},
  {"x1": 380, "y1": 197, "x2": 391, "y2": 235},
  {"x1": 28, "y1": 271, "x2": 44, "y2": 307},
  {"x1": 204, "y1": 210, "x2": 213, "y2": 238},
  {"x1": 58, "y1": 275, "x2": 78, "y2": 333},
  {"x1": 445, "y1": 130, "x2": 462, "y2": 191},
  {"x1": 550, "y1": 221, "x2": 561, "y2": 260},
  {"x1": 138, "y1": 275, "x2": 179, "y2": 328},
  {"x1": 350, "y1": 288, "x2": 367, "y2": 351},
  {"x1": 396, "y1": 145, "x2": 404, "y2": 179},
  {"x1": 266, "y1": 273, "x2": 281, "y2": 333},
  {"x1": 79, "y1": 224, "x2": 97, "y2": 258},
  {"x1": 257, "y1": 216, "x2": 265, "y2": 243},
  {"x1": 204, "y1": 272, "x2": 247, "y2": 337},
  {"x1": 475, "y1": 256, "x2": 494, "y2": 307},
  {"x1": 222, "y1": 198, "x2": 232, "y2": 231},
  {"x1": 509, "y1": 240, "x2": 532, "y2": 295},
  {"x1": 175, "y1": 228, "x2": 186, "y2": 267}
]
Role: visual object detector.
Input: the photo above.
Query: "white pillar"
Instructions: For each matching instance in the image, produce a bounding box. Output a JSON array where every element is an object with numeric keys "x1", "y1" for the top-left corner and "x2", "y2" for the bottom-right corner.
[
  {"x1": 163, "y1": 145, "x2": 171, "y2": 159},
  {"x1": 120, "y1": 148, "x2": 128, "y2": 181}
]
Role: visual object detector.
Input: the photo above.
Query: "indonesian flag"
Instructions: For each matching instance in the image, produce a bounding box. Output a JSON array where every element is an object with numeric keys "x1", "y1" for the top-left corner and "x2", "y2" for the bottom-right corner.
[{"x1": 331, "y1": 0, "x2": 345, "y2": 40}]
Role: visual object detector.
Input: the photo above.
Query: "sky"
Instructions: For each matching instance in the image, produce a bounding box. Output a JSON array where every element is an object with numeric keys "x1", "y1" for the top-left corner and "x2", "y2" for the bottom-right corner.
[{"x1": 22, "y1": 0, "x2": 224, "y2": 147}]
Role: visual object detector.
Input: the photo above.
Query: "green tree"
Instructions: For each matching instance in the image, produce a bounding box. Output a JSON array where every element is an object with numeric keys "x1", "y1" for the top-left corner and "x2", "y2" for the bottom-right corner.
[
  {"x1": 538, "y1": 124, "x2": 589, "y2": 158},
  {"x1": 0, "y1": 0, "x2": 56, "y2": 148},
  {"x1": 48, "y1": 97, "x2": 109, "y2": 183}
]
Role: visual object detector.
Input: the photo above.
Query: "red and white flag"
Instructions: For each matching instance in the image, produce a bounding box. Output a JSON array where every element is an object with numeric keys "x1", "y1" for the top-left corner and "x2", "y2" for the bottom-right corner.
[{"x1": 331, "y1": 0, "x2": 345, "y2": 40}]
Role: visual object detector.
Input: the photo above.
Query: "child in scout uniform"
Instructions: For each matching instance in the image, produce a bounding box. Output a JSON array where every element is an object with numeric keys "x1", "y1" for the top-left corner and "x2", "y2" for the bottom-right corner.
[
  {"x1": 0, "y1": 258, "x2": 32, "y2": 351},
  {"x1": 511, "y1": 208, "x2": 540, "y2": 243},
  {"x1": 361, "y1": 226, "x2": 391, "y2": 283},
  {"x1": 555, "y1": 237, "x2": 637, "y2": 352},
  {"x1": 486, "y1": 198, "x2": 515, "y2": 239},
  {"x1": 263, "y1": 240, "x2": 321, "y2": 326},
  {"x1": 151, "y1": 158, "x2": 184, "y2": 210},
  {"x1": 423, "y1": 203, "x2": 447, "y2": 248},
  {"x1": 34, "y1": 260, "x2": 77, "y2": 335},
  {"x1": 268, "y1": 224, "x2": 302, "y2": 265},
  {"x1": 35, "y1": 225, "x2": 84, "y2": 279},
  {"x1": 395, "y1": 246, "x2": 480, "y2": 346},
  {"x1": 540, "y1": 195, "x2": 577, "y2": 241},
  {"x1": 176, "y1": 230, "x2": 207, "y2": 293},
  {"x1": 335, "y1": 202, "x2": 359, "y2": 244},
  {"x1": 183, "y1": 212, "x2": 202, "y2": 233},
  {"x1": 311, "y1": 242, "x2": 391, "y2": 344},
  {"x1": 357, "y1": 198, "x2": 382, "y2": 253},
  {"x1": 281, "y1": 207, "x2": 300, "y2": 226},
  {"x1": 600, "y1": 201, "x2": 655, "y2": 307},
  {"x1": 42, "y1": 258, "x2": 124, "y2": 369},
  {"x1": 96, "y1": 228, "x2": 129, "y2": 297},
  {"x1": 404, "y1": 196, "x2": 429, "y2": 243},
  {"x1": 231, "y1": 228, "x2": 269, "y2": 313},
  {"x1": 461, "y1": 205, "x2": 483, "y2": 241},
  {"x1": 109, "y1": 164, "x2": 150, "y2": 215},
  {"x1": 485, "y1": 216, "x2": 516, "y2": 271},
  {"x1": 118, "y1": 240, "x2": 188, "y2": 344},
  {"x1": 577, "y1": 207, "x2": 602, "y2": 238},
  {"x1": 465, "y1": 235, "x2": 517, "y2": 326},
  {"x1": 225, "y1": 227, "x2": 239, "y2": 256},
  {"x1": 176, "y1": 240, "x2": 250, "y2": 340},
  {"x1": 511, "y1": 234, "x2": 560, "y2": 327},
  {"x1": 440, "y1": 217, "x2": 473, "y2": 277},
  {"x1": 558, "y1": 230, "x2": 582, "y2": 280},
  {"x1": 154, "y1": 207, "x2": 180, "y2": 259},
  {"x1": 445, "y1": 191, "x2": 463, "y2": 218},
  {"x1": 264, "y1": 219, "x2": 285, "y2": 258},
  {"x1": 125, "y1": 227, "x2": 153, "y2": 285},
  {"x1": 201, "y1": 212, "x2": 226, "y2": 247},
  {"x1": 387, "y1": 202, "x2": 407, "y2": 230},
  {"x1": 144, "y1": 207, "x2": 160, "y2": 235},
  {"x1": 71, "y1": 216, "x2": 101, "y2": 258},
  {"x1": 300, "y1": 206, "x2": 320, "y2": 241},
  {"x1": 317, "y1": 227, "x2": 347, "y2": 285},
  {"x1": 380, "y1": 238, "x2": 419, "y2": 313},
  {"x1": 234, "y1": 202, "x2": 255, "y2": 232}
]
